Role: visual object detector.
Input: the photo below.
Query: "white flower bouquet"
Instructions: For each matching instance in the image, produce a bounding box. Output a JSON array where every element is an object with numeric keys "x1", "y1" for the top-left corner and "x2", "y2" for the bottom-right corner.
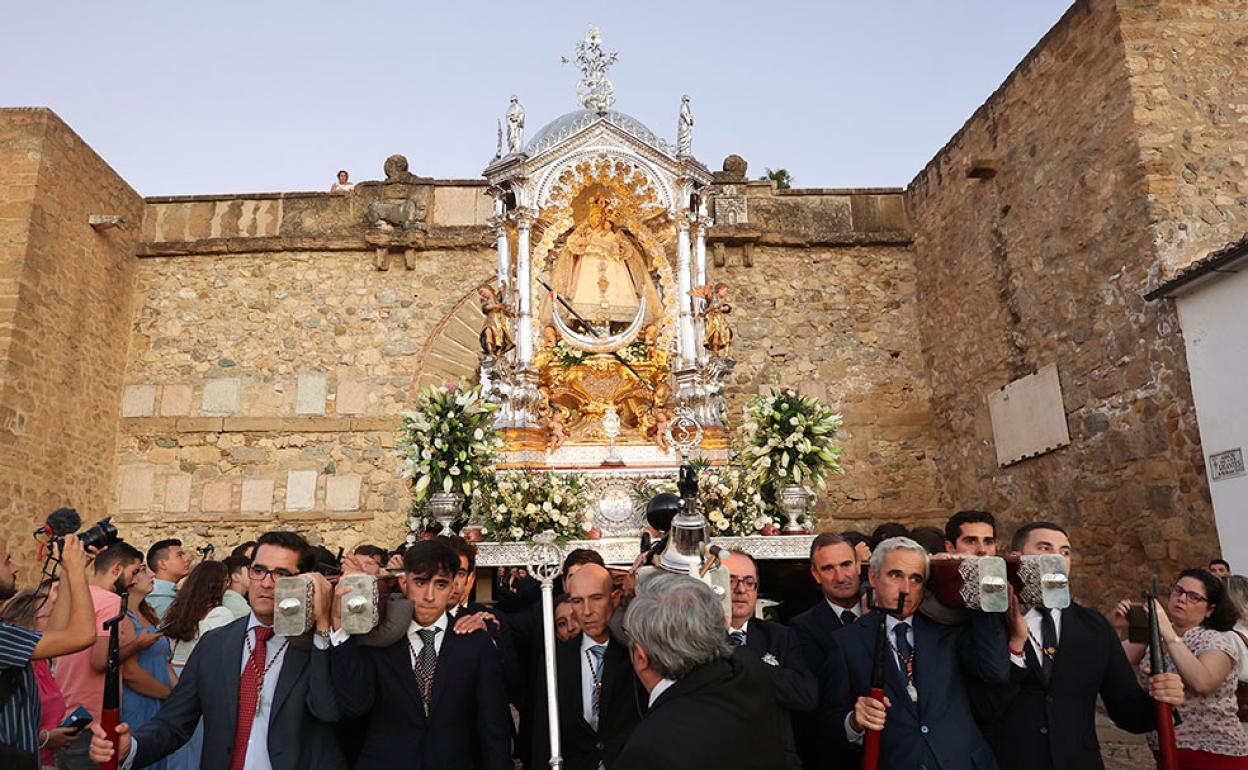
[
  {"x1": 472, "y1": 470, "x2": 594, "y2": 544},
  {"x1": 397, "y1": 383, "x2": 501, "y2": 505},
  {"x1": 738, "y1": 387, "x2": 843, "y2": 511},
  {"x1": 643, "y1": 463, "x2": 771, "y2": 536}
]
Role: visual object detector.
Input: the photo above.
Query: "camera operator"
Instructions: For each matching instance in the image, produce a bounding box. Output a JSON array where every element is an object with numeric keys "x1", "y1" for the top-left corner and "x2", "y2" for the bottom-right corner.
[{"x1": 0, "y1": 535, "x2": 96, "y2": 768}]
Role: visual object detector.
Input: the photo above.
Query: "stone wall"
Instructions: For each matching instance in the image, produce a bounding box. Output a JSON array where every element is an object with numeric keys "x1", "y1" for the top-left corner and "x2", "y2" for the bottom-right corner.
[
  {"x1": 0, "y1": 108, "x2": 144, "y2": 573},
  {"x1": 905, "y1": 0, "x2": 1215, "y2": 602},
  {"x1": 1118, "y1": 0, "x2": 1248, "y2": 276}
]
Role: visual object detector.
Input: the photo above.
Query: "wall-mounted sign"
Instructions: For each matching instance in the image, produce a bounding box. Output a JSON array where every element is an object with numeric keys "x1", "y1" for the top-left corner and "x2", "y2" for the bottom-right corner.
[
  {"x1": 987, "y1": 363, "x2": 1072, "y2": 468},
  {"x1": 1209, "y1": 448, "x2": 1246, "y2": 482}
]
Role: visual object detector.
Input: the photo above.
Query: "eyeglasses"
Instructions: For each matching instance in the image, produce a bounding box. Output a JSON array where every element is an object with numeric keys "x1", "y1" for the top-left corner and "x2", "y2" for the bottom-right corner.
[
  {"x1": 248, "y1": 565, "x2": 296, "y2": 583},
  {"x1": 1170, "y1": 585, "x2": 1208, "y2": 604},
  {"x1": 729, "y1": 576, "x2": 758, "y2": 591}
]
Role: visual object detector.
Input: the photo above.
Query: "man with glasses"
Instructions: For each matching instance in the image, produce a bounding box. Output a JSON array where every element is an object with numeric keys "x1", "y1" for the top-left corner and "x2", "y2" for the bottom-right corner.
[
  {"x1": 723, "y1": 549, "x2": 816, "y2": 770},
  {"x1": 88, "y1": 530, "x2": 346, "y2": 770},
  {"x1": 967, "y1": 521, "x2": 1185, "y2": 770}
]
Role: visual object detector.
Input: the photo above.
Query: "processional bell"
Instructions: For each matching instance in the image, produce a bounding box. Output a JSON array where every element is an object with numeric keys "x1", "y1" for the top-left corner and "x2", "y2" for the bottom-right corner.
[{"x1": 658, "y1": 462, "x2": 709, "y2": 573}]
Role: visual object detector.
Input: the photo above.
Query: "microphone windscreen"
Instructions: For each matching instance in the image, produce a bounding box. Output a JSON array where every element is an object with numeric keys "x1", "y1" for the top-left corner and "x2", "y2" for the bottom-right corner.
[{"x1": 46, "y1": 507, "x2": 81, "y2": 537}]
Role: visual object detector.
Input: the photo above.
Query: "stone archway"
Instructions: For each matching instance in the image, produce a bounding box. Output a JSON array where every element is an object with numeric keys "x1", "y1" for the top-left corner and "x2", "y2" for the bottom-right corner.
[{"x1": 413, "y1": 281, "x2": 491, "y2": 389}]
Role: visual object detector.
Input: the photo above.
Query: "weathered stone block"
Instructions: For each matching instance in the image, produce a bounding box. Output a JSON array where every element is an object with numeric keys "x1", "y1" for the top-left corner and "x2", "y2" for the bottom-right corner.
[
  {"x1": 241, "y1": 479, "x2": 275, "y2": 513},
  {"x1": 200, "y1": 479, "x2": 233, "y2": 513},
  {"x1": 201, "y1": 379, "x2": 241, "y2": 415},
  {"x1": 121, "y1": 385, "x2": 156, "y2": 418},
  {"x1": 285, "y1": 470, "x2": 318, "y2": 511},
  {"x1": 159, "y1": 384, "x2": 193, "y2": 417},
  {"x1": 164, "y1": 474, "x2": 192, "y2": 513},
  {"x1": 325, "y1": 475, "x2": 362, "y2": 511},
  {"x1": 335, "y1": 380, "x2": 368, "y2": 415},
  {"x1": 119, "y1": 466, "x2": 155, "y2": 512},
  {"x1": 296, "y1": 374, "x2": 328, "y2": 415}
]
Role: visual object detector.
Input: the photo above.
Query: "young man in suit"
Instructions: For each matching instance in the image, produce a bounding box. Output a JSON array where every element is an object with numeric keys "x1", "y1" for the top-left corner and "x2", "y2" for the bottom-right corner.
[
  {"x1": 532, "y1": 563, "x2": 643, "y2": 770},
  {"x1": 615, "y1": 573, "x2": 783, "y2": 770},
  {"x1": 968, "y1": 522, "x2": 1185, "y2": 770},
  {"x1": 723, "y1": 550, "x2": 816, "y2": 770},
  {"x1": 328, "y1": 539, "x2": 511, "y2": 770},
  {"x1": 88, "y1": 531, "x2": 346, "y2": 770},
  {"x1": 944, "y1": 510, "x2": 998, "y2": 556},
  {"x1": 820, "y1": 536, "x2": 1010, "y2": 770}
]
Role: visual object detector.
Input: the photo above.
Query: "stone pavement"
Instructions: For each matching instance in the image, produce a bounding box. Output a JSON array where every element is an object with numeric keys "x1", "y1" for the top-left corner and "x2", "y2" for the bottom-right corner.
[{"x1": 1097, "y1": 710, "x2": 1153, "y2": 770}]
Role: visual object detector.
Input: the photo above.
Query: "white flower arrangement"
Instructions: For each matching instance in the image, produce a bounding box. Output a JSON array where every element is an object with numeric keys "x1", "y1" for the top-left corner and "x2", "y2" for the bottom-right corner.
[
  {"x1": 397, "y1": 383, "x2": 501, "y2": 511},
  {"x1": 738, "y1": 387, "x2": 843, "y2": 491},
  {"x1": 645, "y1": 464, "x2": 772, "y2": 536},
  {"x1": 472, "y1": 470, "x2": 594, "y2": 544}
]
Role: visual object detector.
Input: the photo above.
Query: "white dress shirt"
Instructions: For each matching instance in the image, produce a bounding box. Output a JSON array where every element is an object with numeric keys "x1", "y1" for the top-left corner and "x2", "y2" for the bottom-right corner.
[
  {"x1": 728, "y1": 619, "x2": 750, "y2": 642},
  {"x1": 647, "y1": 678, "x2": 676, "y2": 708},
  {"x1": 580, "y1": 633, "x2": 610, "y2": 725},
  {"x1": 828, "y1": 599, "x2": 863, "y2": 623},
  {"x1": 406, "y1": 613, "x2": 449, "y2": 668},
  {"x1": 844, "y1": 614, "x2": 916, "y2": 744},
  {"x1": 124, "y1": 613, "x2": 312, "y2": 770},
  {"x1": 1011, "y1": 607, "x2": 1063, "y2": 669}
]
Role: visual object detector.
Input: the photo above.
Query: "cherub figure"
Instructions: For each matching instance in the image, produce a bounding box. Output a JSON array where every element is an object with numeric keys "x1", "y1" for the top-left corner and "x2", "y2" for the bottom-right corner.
[
  {"x1": 545, "y1": 408, "x2": 569, "y2": 453},
  {"x1": 541, "y1": 325, "x2": 559, "y2": 350},
  {"x1": 652, "y1": 406, "x2": 672, "y2": 454}
]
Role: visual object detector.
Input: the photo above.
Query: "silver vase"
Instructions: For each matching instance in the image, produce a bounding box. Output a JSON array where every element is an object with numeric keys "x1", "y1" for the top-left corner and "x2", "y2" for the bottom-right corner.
[
  {"x1": 778, "y1": 485, "x2": 809, "y2": 534},
  {"x1": 428, "y1": 491, "x2": 464, "y2": 536}
]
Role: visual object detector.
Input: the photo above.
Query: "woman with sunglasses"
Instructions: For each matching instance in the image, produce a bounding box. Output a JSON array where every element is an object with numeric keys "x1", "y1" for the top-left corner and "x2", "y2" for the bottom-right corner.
[{"x1": 1118, "y1": 568, "x2": 1248, "y2": 768}]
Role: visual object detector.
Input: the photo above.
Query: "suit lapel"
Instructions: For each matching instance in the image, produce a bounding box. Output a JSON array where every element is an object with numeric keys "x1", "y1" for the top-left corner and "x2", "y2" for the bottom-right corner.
[
  {"x1": 911, "y1": 617, "x2": 936, "y2": 718},
  {"x1": 269, "y1": 639, "x2": 308, "y2": 722},
  {"x1": 599, "y1": 638, "x2": 630, "y2": 719},
  {"x1": 391, "y1": 634, "x2": 428, "y2": 721},
  {"x1": 745, "y1": 620, "x2": 768, "y2": 655},
  {"x1": 426, "y1": 625, "x2": 457, "y2": 719},
  {"x1": 561, "y1": 637, "x2": 586, "y2": 728},
  {"x1": 221, "y1": 620, "x2": 247, "y2": 732}
]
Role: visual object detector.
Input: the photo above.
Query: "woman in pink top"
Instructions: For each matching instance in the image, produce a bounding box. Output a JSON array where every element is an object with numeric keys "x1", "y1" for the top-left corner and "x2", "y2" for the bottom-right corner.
[
  {"x1": 1121, "y1": 568, "x2": 1248, "y2": 769},
  {"x1": 1, "y1": 582, "x2": 78, "y2": 768}
]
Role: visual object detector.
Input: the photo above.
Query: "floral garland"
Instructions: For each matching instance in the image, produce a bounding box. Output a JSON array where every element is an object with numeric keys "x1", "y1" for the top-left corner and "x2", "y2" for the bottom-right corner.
[
  {"x1": 552, "y1": 340, "x2": 588, "y2": 368},
  {"x1": 640, "y1": 464, "x2": 772, "y2": 537},
  {"x1": 738, "y1": 387, "x2": 843, "y2": 493},
  {"x1": 472, "y1": 470, "x2": 595, "y2": 544},
  {"x1": 397, "y1": 384, "x2": 501, "y2": 507}
]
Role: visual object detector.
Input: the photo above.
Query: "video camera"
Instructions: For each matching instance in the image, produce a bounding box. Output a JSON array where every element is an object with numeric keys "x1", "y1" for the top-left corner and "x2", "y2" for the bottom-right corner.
[{"x1": 34, "y1": 508, "x2": 122, "y2": 563}]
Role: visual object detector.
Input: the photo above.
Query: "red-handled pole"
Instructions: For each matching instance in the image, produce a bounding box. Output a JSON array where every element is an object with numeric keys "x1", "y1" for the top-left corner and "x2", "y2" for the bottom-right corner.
[
  {"x1": 1148, "y1": 577, "x2": 1179, "y2": 770},
  {"x1": 99, "y1": 592, "x2": 127, "y2": 770},
  {"x1": 862, "y1": 591, "x2": 906, "y2": 770}
]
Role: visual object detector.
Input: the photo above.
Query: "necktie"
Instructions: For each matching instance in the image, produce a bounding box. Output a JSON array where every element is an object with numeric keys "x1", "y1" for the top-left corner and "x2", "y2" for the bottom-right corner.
[
  {"x1": 415, "y1": 628, "x2": 440, "y2": 716},
  {"x1": 841, "y1": 609, "x2": 857, "y2": 626},
  {"x1": 894, "y1": 622, "x2": 912, "y2": 677},
  {"x1": 728, "y1": 630, "x2": 747, "y2": 647},
  {"x1": 589, "y1": 644, "x2": 607, "y2": 726},
  {"x1": 229, "y1": 625, "x2": 274, "y2": 770},
  {"x1": 1039, "y1": 610, "x2": 1057, "y2": 683}
]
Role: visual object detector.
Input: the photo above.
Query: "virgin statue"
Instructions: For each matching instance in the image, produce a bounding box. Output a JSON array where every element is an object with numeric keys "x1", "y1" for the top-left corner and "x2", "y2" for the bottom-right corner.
[{"x1": 548, "y1": 196, "x2": 661, "y2": 329}]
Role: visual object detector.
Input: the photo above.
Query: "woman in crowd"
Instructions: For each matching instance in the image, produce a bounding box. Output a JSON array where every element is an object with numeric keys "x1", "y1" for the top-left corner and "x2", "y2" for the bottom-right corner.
[
  {"x1": 121, "y1": 564, "x2": 174, "y2": 770},
  {"x1": 1119, "y1": 568, "x2": 1248, "y2": 768},
  {"x1": 1, "y1": 582, "x2": 78, "y2": 769},
  {"x1": 160, "y1": 560, "x2": 233, "y2": 770},
  {"x1": 1225, "y1": 575, "x2": 1248, "y2": 734}
]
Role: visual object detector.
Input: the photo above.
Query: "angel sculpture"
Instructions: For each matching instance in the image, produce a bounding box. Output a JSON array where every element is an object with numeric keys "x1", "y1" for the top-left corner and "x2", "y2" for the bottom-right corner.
[
  {"x1": 478, "y1": 284, "x2": 515, "y2": 357},
  {"x1": 692, "y1": 282, "x2": 733, "y2": 356}
]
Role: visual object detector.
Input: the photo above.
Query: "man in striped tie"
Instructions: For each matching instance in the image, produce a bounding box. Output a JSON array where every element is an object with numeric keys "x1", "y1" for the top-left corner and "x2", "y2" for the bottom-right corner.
[
  {"x1": 327, "y1": 539, "x2": 511, "y2": 770},
  {"x1": 531, "y1": 563, "x2": 644, "y2": 770}
]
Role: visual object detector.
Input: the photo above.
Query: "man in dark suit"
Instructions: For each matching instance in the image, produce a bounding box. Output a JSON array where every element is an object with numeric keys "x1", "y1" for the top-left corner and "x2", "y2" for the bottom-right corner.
[
  {"x1": 87, "y1": 531, "x2": 346, "y2": 770},
  {"x1": 820, "y1": 536, "x2": 1010, "y2": 770},
  {"x1": 615, "y1": 573, "x2": 784, "y2": 770},
  {"x1": 723, "y1": 550, "x2": 815, "y2": 770},
  {"x1": 787, "y1": 532, "x2": 863, "y2": 770},
  {"x1": 532, "y1": 563, "x2": 644, "y2": 770},
  {"x1": 968, "y1": 522, "x2": 1185, "y2": 770},
  {"x1": 328, "y1": 539, "x2": 510, "y2": 770}
]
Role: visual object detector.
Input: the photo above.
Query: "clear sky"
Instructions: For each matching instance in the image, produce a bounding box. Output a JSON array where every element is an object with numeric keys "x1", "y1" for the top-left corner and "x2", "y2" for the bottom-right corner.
[{"x1": 3, "y1": 1, "x2": 1072, "y2": 196}]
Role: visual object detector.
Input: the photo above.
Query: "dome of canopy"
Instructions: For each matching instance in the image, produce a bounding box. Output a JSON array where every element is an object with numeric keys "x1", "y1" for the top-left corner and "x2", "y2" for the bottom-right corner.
[{"x1": 525, "y1": 109, "x2": 669, "y2": 157}]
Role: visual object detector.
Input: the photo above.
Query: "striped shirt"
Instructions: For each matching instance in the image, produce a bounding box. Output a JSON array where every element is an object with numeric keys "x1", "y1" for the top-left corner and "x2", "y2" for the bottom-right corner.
[{"x1": 0, "y1": 620, "x2": 42, "y2": 754}]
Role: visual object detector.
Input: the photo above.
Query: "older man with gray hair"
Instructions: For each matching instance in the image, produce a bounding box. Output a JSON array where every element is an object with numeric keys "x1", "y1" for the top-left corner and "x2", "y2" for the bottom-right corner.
[
  {"x1": 818, "y1": 536, "x2": 1010, "y2": 770},
  {"x1": 613, "y1": 573, "x2": 784, "y2": 770}
]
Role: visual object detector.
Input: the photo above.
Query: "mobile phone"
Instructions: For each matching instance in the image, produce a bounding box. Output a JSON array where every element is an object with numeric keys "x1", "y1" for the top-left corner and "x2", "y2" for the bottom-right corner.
[
  {"x1": 1126, "y1": 603, "x2": 1149, "y2": 645},
  {"x1": 60, "y1": 705, "x2": 92, "y2": 735}
]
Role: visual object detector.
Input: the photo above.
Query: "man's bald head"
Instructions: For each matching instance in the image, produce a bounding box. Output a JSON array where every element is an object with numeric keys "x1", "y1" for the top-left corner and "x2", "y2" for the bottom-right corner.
[{"x1": 567, "y1": 563, "x2": 617, "y2": 642}]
